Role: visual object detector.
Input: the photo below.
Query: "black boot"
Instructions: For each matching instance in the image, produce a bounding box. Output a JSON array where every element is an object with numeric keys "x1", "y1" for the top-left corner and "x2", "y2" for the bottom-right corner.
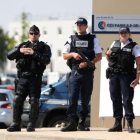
[
  {"x1": 78, "y1": 117, "x2": 90, "y2": 131},
  {"x1": 60, "y1": 117, "x2": 77, "y2": 132},
  {"x1": 127, "y1": 120, "x2": 135, "y2": 133},
  {"x1": 7, "y1": 96, "x2": 23, "y2": 132},
  {"x1": 137, "y1": 129, "x2": 140, "y2": 134},
  {"x1": 7, "y1": 122, "x2": 21, "y2": 132},
  {"x1": 108, "y1": 118, "x2": 122, "y2": 132},
  {"x1": 27, "y1": 122, "x2": 36, "y2": 132},
  {"x1": 26, "y1": 97, "x2": 39, "y2": 132}
]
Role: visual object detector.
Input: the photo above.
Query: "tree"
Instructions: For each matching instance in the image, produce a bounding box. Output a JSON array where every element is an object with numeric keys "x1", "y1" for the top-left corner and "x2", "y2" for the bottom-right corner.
[
  {"x1": 0, "y1": 12, "x2": 29, "y2": 70},
  {"x1": 7, "y1": 12, "x2": 29, "y2": 51},
  {"x1": 0, "y1": 28, "x2": 8, "y2": 69},
  {"x1": 0, "y1": 26, "x2": 17, "y2": 69},
  {"x1": 20, "y1": 12, "x2": 29, "y2": 42},
  {"x1": 6, "y1": 36, "x2": 16, "y2": 51}
]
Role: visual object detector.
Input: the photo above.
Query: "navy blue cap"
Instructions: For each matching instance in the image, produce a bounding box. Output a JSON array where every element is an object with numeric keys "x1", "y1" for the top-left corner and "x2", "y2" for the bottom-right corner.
[
  {"x1": 119, "y1": 27, "x2": 130, "y2": 33},
  {"x1": 29, "y1": 25, "x2": 40, "y2": 33},
  {"x1": 75, "y1": 18, "x2": 88, "y2": 25}
]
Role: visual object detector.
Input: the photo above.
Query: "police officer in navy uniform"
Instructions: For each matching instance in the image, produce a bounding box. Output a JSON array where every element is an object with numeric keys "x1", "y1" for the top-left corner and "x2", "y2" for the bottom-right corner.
[
  {"x1": 61, "y1": 18, "x2": 102, "y2": 132},
  {"x1": 7, "y1": 25, "x2": 51, "y2": 132},
  {"x1": 106, "y1": 27, "x2": 140, "y2": 133}
]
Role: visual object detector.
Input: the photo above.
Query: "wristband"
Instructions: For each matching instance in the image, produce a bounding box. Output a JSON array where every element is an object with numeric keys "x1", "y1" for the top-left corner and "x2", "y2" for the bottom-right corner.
[{"x1": 137, "y1": 71, "x2": 140, "y2": 74}]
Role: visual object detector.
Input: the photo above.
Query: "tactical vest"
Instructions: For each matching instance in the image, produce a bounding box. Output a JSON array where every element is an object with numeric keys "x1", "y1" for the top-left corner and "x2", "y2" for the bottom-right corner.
[
  {"x1": 16, "y1": 41, "x2": 46, "y2": 76},
  {"x1": 109, "y1": 40, "x2": 136, "y2": 74},
  {"x1": 68, "y1": 33, "x2": 95, "y2": 68}
]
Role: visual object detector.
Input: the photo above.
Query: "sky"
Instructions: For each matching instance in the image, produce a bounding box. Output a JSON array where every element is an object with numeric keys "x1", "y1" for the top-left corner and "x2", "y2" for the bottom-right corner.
[{"x1": 0, "y1": 0, "x2": 92, "y2": 31}]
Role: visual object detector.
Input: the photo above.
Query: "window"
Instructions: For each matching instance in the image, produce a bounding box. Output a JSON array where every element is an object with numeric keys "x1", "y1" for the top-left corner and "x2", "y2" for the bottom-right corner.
[
  {"x1": 0, "y1": 93, "x2": 8, "y2": 101},
  {"x1": 10, "y1": 91, "x2": 15, "y2": 100},
  {"x1": 58, "y1": 27, "x2": 62, "y2": 35},
  {"x1": 58, "y1": 50, "x2": 62, "y2": 57},
  {"x1": 73, "y1": 26, "x2": 76, "y2": 34},
  {"x1": 43, "y1": 27, "x2": 47, "y2": 35},
  {"x1": 15, "y1": 32, "x2": 18, "y2": 35},
  {"x1": 43, "y1": 30, "x2": 47, "y2": 35},
  {"x1": 14, "y1": 28, "x2": 18, "y2": 36}
]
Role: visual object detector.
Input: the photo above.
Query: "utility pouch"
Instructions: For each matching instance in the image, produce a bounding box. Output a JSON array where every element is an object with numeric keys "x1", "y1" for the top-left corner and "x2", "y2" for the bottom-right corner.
[
  {"x1": 66, "y1": 58, "x2": 72, "y2": 70},
  {"x1": 106, "y1": 68, "x2": 111, "y2": 79},
  {"x1": 14, "y1": 78, "x2": 19, "y2": 92}
]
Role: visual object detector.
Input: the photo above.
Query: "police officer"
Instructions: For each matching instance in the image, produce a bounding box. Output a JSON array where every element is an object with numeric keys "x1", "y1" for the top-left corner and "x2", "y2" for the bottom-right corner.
[
  {"x1": 61, "y1": 18, "x2": 102, "y2": 132},
  {"x1": 106, "y1": 27, "x2": 140, "y2": 133},
  {"x1": 7, "y1": 25, "x2": 52, "y2": 132}
]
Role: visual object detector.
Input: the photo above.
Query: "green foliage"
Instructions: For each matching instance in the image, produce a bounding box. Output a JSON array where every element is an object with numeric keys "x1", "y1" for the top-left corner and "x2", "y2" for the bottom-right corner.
[
  {"x1": 0, "y1": 27, "x2": 8, "y2": 68},
  {"x1": 6, "y1": 36, "x2": 16, "y2": 51},
  {"x1": 0, "y1": 27, "x2": 16, "y2": 69},
  {"x1": 0, "y1": 12, "x2": 29, "y2": 69},
  {"x1": 20, "y1": 12, "x2": 29, "y2": 42}
]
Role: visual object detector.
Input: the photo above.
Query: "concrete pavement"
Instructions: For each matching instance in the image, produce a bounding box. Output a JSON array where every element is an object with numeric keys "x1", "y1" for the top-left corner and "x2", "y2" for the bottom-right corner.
[{"x1": 0, "y1": 128, "x2": 140, "y2": 140}]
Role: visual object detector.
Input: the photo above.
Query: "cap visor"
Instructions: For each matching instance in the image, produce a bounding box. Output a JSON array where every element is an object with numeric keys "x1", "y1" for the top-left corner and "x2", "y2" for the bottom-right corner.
[{"x1": 75, "y1": 21, "x2": 87, "y2": 24}]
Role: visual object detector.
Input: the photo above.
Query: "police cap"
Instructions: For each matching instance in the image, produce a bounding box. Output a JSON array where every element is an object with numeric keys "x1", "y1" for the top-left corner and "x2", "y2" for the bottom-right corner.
[
  {"x1": 75, "y1": 17, "x2": 88, "y2": 25},
  {"x1": 29, "y1": 25, "x2": 40, "y2": 33},
  {"x1": 119, "y1": 27, "x2": 130, "y2": 33}
]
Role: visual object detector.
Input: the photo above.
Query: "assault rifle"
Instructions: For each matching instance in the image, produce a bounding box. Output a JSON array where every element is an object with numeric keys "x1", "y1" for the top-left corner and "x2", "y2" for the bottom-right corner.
[{"x1": 77, "y1": 49, "x2": 96, "y2": 71}]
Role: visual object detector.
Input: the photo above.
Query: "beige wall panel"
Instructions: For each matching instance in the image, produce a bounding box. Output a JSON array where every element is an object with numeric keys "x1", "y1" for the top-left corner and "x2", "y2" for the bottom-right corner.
[
  {"x1": 91, "y1": 0, "x2": 140, "y2": 128},
  {"x1": 93, "y1": 0, "x2": 140, "y2": 15}
]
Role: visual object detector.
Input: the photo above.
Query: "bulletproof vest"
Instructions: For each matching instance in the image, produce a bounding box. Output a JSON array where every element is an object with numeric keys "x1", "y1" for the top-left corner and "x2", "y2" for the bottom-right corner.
[
  {"x1": 16, "y1": 41, "x2": 46, "y2": 75},
  {"x1": 109, "y1": 40, "x2": 136, "y2": 73},
  {"x1": 70, "y1": 33, "x2": 95, "y2": 67}
]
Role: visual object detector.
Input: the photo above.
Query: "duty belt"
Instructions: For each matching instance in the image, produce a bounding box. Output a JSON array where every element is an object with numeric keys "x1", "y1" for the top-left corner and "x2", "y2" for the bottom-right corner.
[
  {"x1": 110, "y1": 68, "x2": 132, "y2": 75},
  {"x1": 21, "y1": 72, "x2": 41, "y2": 77}
]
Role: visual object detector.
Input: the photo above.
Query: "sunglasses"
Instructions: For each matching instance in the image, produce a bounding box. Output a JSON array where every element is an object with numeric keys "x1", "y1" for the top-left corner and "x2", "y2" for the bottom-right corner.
[{"x1": 29, "y1": 33, "x2": 39, "y2": 35}]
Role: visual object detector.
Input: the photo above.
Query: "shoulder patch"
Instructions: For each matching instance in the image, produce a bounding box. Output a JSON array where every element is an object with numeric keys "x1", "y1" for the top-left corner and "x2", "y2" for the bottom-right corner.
[{"x1": 135, "y1": 46, "x2": 139, "y2": 49}]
